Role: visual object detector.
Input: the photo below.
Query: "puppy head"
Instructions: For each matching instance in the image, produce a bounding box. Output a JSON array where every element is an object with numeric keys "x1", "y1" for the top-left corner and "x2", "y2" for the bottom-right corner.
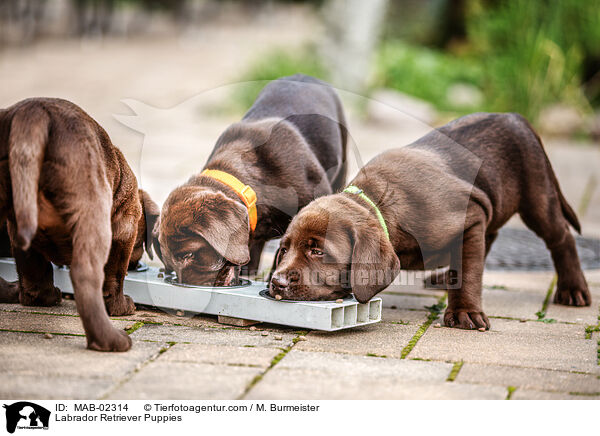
[
  {"x1": 129, "y1": 189, "x2": 160, "y2": 270},
  {"x1": 269, "y1": 195, "x2": 400, "y2": 303},
  {"x1": 158, "y1": 185, "x2": 250, "y2": 286}
]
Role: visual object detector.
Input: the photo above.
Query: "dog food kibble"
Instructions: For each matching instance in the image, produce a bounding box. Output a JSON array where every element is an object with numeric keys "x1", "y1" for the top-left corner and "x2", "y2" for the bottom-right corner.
[
  {"x1": 275, "y1": 294, "x2": 282, "y2": 300},
  {"x1": 433, "y1": 323, "x2": 441, "y2": 328},
  {"x1": 390, "y1": 305, "x2": 397, "y2": 309},
  {"x1": 44, "y1": 333, "x2": 53, "y2": 339},
  {"x1": 335, "y1": 299, "x2": 344, "y2": 303},
  {"x1": 249, "y1": 326, "x2": 257, "y2": 331},
  {"x1": 261, "y1": 331, "x2": 269, "y2": 337},
  {"x1": 176, "y1": 310, "x2": 184, "y2": 317},
  {"x1": 478, "y1": 327, "x2": 486, "y2": 332},
  {"x1": 274, "y1": 335, "x2": 283, "y2": 340},
  {"x1": 157, "y1": 272, "x2": 164, "y2": 278},
  {"x1": 296, "y1": 335, "x2": 307, "y2": 341}
]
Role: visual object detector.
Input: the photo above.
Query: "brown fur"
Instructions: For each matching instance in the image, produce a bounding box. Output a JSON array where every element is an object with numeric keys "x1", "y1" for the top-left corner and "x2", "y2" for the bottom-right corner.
[
  {"x1": 0, "y1": 98, "x2": 158, "y2": 351},
  {"x1": 270, "y1": 113, "x2": 590, "y2": 330},
  {"x1": 157, "y1": 74, "x2": 348, "y2": 285}
]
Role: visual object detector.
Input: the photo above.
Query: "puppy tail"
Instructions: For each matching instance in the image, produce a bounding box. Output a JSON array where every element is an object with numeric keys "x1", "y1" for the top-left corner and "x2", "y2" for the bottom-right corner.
[{"x1": 8, "y1": 104, "x2": 50, "y2": 250}]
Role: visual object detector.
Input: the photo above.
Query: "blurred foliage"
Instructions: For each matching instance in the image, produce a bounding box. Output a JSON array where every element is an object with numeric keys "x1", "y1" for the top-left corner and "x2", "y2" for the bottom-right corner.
[
  {"x1": 376, "y1": 0, "x2": 600, "y2": 121},
  {"x1": 233, "y1": 45, "x2": 327, "y2": 111}
]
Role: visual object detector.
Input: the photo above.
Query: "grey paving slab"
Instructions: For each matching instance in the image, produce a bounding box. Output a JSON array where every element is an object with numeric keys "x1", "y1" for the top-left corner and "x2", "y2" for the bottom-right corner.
[
  {"x1": 545, "y1": 302, "x2": 600, "y2": 325},
  {"x1": 382, "y1": 308, "x2": 430, "y2": 325},
  {"x1": 512, "y1": 390, "x2": 600, "y2": 400},
  {"x1": 161, "y1": 343, "x2": 280, "y2": 368},
  {"x1": 107, "y1": 361, "x2": 261, "y2": 399},
  {"x1": 0, "y1": 331, "x2": 163, "y2": 399},
  {"x1": 246, "y1": 351, "x2": 503, "y2": 399},
  {"x1": 411, "y1": 318, "x2": 599, "y2": 373},
  {"x1": 0, "y1": 311, "x2": 130, "y2": 336},
  {"x1": 482, "y1": 271, "x2": 555, "y2": 293},
  {"x1": 294, "y1": 322, "x2": 417, "y2": 359},
  {"x1": 130, "y1": 323, "x2": 296, "y2": 348},
  {"x1": 380, "y1": 292, "x2": 440, "y2": 311},
  {"x1": 457, "y1": 363, "x2": 600, "y2": 394},
  {"x1": 483, "y1": 287, "x2": 544, "y2": 320},
  {"x1": 0, "y1": 299, "x2": 79, "y2": 316}
]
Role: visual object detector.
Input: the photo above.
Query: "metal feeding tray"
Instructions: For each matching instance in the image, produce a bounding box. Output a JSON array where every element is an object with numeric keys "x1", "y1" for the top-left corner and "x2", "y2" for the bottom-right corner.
[{"x1": 0, "y1": 258, "x2": 381, "y2": 331}]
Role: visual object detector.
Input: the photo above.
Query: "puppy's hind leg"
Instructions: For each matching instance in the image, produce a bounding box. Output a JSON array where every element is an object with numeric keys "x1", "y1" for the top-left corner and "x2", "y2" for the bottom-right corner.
[
  {"x1": 70, "y1": 206, "x2": 132, "y2": 352},
  {"x1": 519, "y1": 198, "x2": 590, "y2": 307},
  {"x1": 11, "y1": 242, "x2": 61, "y2": 307}
]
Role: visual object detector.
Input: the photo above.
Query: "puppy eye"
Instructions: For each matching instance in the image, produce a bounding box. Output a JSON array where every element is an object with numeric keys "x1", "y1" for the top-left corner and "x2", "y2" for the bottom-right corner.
[
  {"x1": 279, "y1": 247, "x2": 287, "y2": 255},
  {"x1": 310, "y1": 248, "x2": 324, "y2": 256},
  {"x1": 181, "y1": 252, "x2": 194, "y2": 261}
]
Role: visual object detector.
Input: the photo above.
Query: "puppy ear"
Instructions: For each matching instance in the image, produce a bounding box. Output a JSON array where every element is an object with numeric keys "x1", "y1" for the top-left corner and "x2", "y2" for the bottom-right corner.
[
  {"x1": 190, "y1": 192, "x2": 251, "y2": 266},
  {"x1": 139, "y1": 190, "x2": 160, "y2": 260},
  {"x1": 350, "y1": 225, "x2": 400, "y2": 303}
]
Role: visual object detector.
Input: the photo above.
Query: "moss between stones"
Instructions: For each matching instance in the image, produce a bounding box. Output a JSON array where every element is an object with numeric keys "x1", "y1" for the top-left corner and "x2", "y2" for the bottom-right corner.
[
  {"x1": 446, "y1": 361, "x2": 464, "y2": 382},
  {"x1": 400, "y1": 295, "x2": 447, "y2": 359},
  {"x1": 505, "y1": 386, "x2": 517, "y2": 400}
]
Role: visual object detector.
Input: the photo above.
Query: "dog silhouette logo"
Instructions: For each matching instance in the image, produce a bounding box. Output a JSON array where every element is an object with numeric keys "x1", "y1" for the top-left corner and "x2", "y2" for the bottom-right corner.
[{"x1": 3, "y1": 402, "x2": 50, "y2": 433}]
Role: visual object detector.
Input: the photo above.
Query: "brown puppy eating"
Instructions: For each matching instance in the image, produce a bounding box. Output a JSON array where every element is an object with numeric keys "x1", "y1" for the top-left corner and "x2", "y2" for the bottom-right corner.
[
  {"x1": 0, "y1": 98, "x2": 158, "y2": 351},
  {"x1": 270, "y1": 113, "x2": 590, "y2": 329},
  {"x1": 158, "y1": 74, "x2": 347, "y2": 286}
]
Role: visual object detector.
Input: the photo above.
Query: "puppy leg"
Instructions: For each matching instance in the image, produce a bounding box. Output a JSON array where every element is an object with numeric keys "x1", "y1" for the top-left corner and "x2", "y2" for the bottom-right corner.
[
  {"x1": 444, "y1": 218, "x2": 490, "y2": 330},
  {"x1": 13, "y1": 246, "x2": 61, "y2": 306},
  {"x1": 241, "y1": 240, "x2": 266, "y2": 277},
  {"x1": 70, "y1": 207, "x2": 131, "y2": 352},
  {"x1": 484, "y1": 231, "x2": 498, "y2": 258},
  {"x1": 103, "y1": 238, "x2": 136, "y2": 316},
  {"x1": 520, "y1": 209, "x2": 590, "y2": 306}
]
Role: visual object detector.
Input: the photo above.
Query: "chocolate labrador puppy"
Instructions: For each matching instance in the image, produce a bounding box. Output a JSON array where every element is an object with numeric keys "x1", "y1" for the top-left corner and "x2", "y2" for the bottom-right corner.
[
  {"x1": 270, "y1": 113, "x2": 590, "y2": 329},
  {"x1": 0, "y1": 98, "x2": 159, "y2": 351},
  {"x1": 158, "y1": 74, "x2": 347, "y2": 285}
]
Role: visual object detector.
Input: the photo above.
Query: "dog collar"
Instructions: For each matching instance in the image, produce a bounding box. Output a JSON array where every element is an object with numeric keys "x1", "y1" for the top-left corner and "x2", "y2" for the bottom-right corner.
[
  {"x1": 201, "y1": 169, "x2": 257, "y2": 232},
  {"x1": 343, "y1": 185, "x2": 390, "y2": 240}
]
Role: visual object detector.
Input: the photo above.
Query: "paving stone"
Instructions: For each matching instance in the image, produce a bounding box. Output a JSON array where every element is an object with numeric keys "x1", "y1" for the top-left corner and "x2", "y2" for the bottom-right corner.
[
  {"x1": 482, "y1": 271, "x2": 555, "y2": 293},
  {"x1": 511, "y1": 390, "x2": 600, "y2": 400},
  {"x1": 380, "y1": 292, "x2": 440, "y2": 311},
  {"x1": 457, "y1": 363, "x2": 600, "y2": 394},
  {"x1": 107, "y1": 361, "x2": 260, "y2": 399},
  {"x1": 130, "y1": 323, "x2": 296, "y2": 348},
  {"x1": 545, "y1": 302, "x2": 600, "y2": 325},
  {"x1": 0, "y1": 311, "x2": 130, "y2": 336},
  {"x1": 483, "y1": 287, "x2": 544, "y2": 320},
  {"x1": 0, "y1": 331, "x2": 163, "y2": 399},
  {"x1": 411, "y1": 318, "x2": 599, "y2": 373},
  {"x1": 0, "y1": 300, "x2": 79, "y2": 316},
  {"x1": 382, "y1": 308, "x2": 429, "y2": 325},
  {"x1": 245, "y1": 351, "x2": 503, "y2": 399},
  {"x1": 294, "y1": 322, "x2": 417, "y2": 359},
  {"x1": 161, "y1": 343, "x2": 280, "y2": 368}
]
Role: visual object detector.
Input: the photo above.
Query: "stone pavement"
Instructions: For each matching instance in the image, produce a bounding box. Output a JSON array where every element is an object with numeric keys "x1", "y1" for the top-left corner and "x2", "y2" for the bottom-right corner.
[{"x1": 0, "y1": 266, "x2": 598, "y2": 400}]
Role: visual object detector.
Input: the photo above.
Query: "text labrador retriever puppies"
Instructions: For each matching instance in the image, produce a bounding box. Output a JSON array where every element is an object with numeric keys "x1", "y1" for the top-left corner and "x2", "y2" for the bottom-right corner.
[
  {"x1": 0, "y1": 98, "x2": 159, "y2": 351},
  {"x1": 158, "y1": 74, "x2": 347, "y2": 285},
  {"x1": 270, "y1": 113, "x2": 590, "y2": 329}
]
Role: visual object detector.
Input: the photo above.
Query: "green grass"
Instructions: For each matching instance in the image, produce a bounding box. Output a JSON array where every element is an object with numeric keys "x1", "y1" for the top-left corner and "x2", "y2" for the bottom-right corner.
[
  {"x1": 446, "y1": 361, "x2": 464, "y2": 382},
  {"x1": 506, "y1": 386, "x2": 517, "y2": 400}
]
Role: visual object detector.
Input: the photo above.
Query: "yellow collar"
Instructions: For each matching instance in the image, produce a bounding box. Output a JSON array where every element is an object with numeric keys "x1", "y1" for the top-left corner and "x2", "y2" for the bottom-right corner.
[{"x1": 201, "y1": 169, "x2": 258, "y2": 232}]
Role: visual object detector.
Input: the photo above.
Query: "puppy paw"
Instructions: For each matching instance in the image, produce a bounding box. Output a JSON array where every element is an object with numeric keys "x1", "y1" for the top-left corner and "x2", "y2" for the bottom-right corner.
[
  {"x1": 444, "y1": 310, "x2": 490, "y2": 330},
  {"x1": 553, "y1": 287, "x2": 591, "y2": 307},
  {"x1": 105, "y1": 295, "x2": 136, "y2": 316},
  {"x1": 20, "y1": 286, "x2": 62, "y2": 307},
  {"x1": 87, "y1": 328, "x2": 132, "y2": 352}
]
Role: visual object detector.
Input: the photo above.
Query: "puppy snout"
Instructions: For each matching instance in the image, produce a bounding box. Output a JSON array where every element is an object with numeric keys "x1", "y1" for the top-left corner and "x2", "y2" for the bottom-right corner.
[{"x1": 271, "y1": 274, "x2": 289, "y2": 291}]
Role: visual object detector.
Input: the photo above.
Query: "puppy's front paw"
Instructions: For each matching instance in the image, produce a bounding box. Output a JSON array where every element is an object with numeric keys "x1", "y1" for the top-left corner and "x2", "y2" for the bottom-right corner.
[
  {"x1": 444, "y1": 310, "x2": 490, "y2": 330},
  {"x1": 87, "y1": 328, "x2": 132, "y2": 352},
  {"x1": 20, "y1": 286, "x2": 62, "y2": 307},
  {"x1": 553, "y1": 287, "x2": 591, "y2": 307},
  {"x1": 105, "y1": 295, "x2": 136, "y2": 316}
]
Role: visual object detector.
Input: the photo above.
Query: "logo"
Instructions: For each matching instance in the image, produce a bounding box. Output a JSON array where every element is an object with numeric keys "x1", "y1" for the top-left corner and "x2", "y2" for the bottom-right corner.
[{"x1": 3, "y1": 402, "x2": 50, "y2": 434}]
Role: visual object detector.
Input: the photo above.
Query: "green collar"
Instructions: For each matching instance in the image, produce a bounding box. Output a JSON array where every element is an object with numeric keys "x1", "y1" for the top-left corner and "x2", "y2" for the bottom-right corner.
[{"x1": 343, "y1": 185, "x2": 390, "y2": 240}]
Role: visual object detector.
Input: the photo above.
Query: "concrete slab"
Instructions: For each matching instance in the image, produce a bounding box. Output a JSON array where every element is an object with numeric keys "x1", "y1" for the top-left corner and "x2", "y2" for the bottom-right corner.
[
  {"x1": 0, "y1": 331, "x2": 163, "y2": 399},
  {"x1": 457, "y1": 363, "x2": 600, "y2": 394},
  {"x1": 380, "y1": 292, "x2": 440, "y2": 311},
  {"x1": 411, "y1": 318, "x2": 599, "y2": 373},
  {"x1": 130, "y1": 323, "x2": 296, "y2": 348},
  {"x1": 245, "y1": 351, "x2": 503, "y2": 399},
  {"x1": 294, "y1": 322, "x2": 417, "y2": 359},
  {"x1": 0, "y1": 311, "x2": 130, "y2": 336},
  {"x1": 512, "y1": 390, "x2": 600, "y2": 400},
  {"x1": 483, "y1": 287, "x2": 544, "y2": 320},
  {"x1": 107, "y1": 361, "x2": 261, "y2": 399},
  {"x1": 545, "y1": 302, "x2": 600, "y2": 325},
  {"x1": 382, "y1": 308, "x2": 430, "y2": 325},
  {"x1": 161, "y1": 343, "x2": 280, "y2": 368},
  {"x1": 482, "y1": 271, "x2": 555, "y2": 293}
]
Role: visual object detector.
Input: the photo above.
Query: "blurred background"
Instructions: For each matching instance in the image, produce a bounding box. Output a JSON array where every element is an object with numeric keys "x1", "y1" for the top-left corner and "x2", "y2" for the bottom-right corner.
[{"x1": 1, "y1": 0, "x2": 599, "y2": 247}]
